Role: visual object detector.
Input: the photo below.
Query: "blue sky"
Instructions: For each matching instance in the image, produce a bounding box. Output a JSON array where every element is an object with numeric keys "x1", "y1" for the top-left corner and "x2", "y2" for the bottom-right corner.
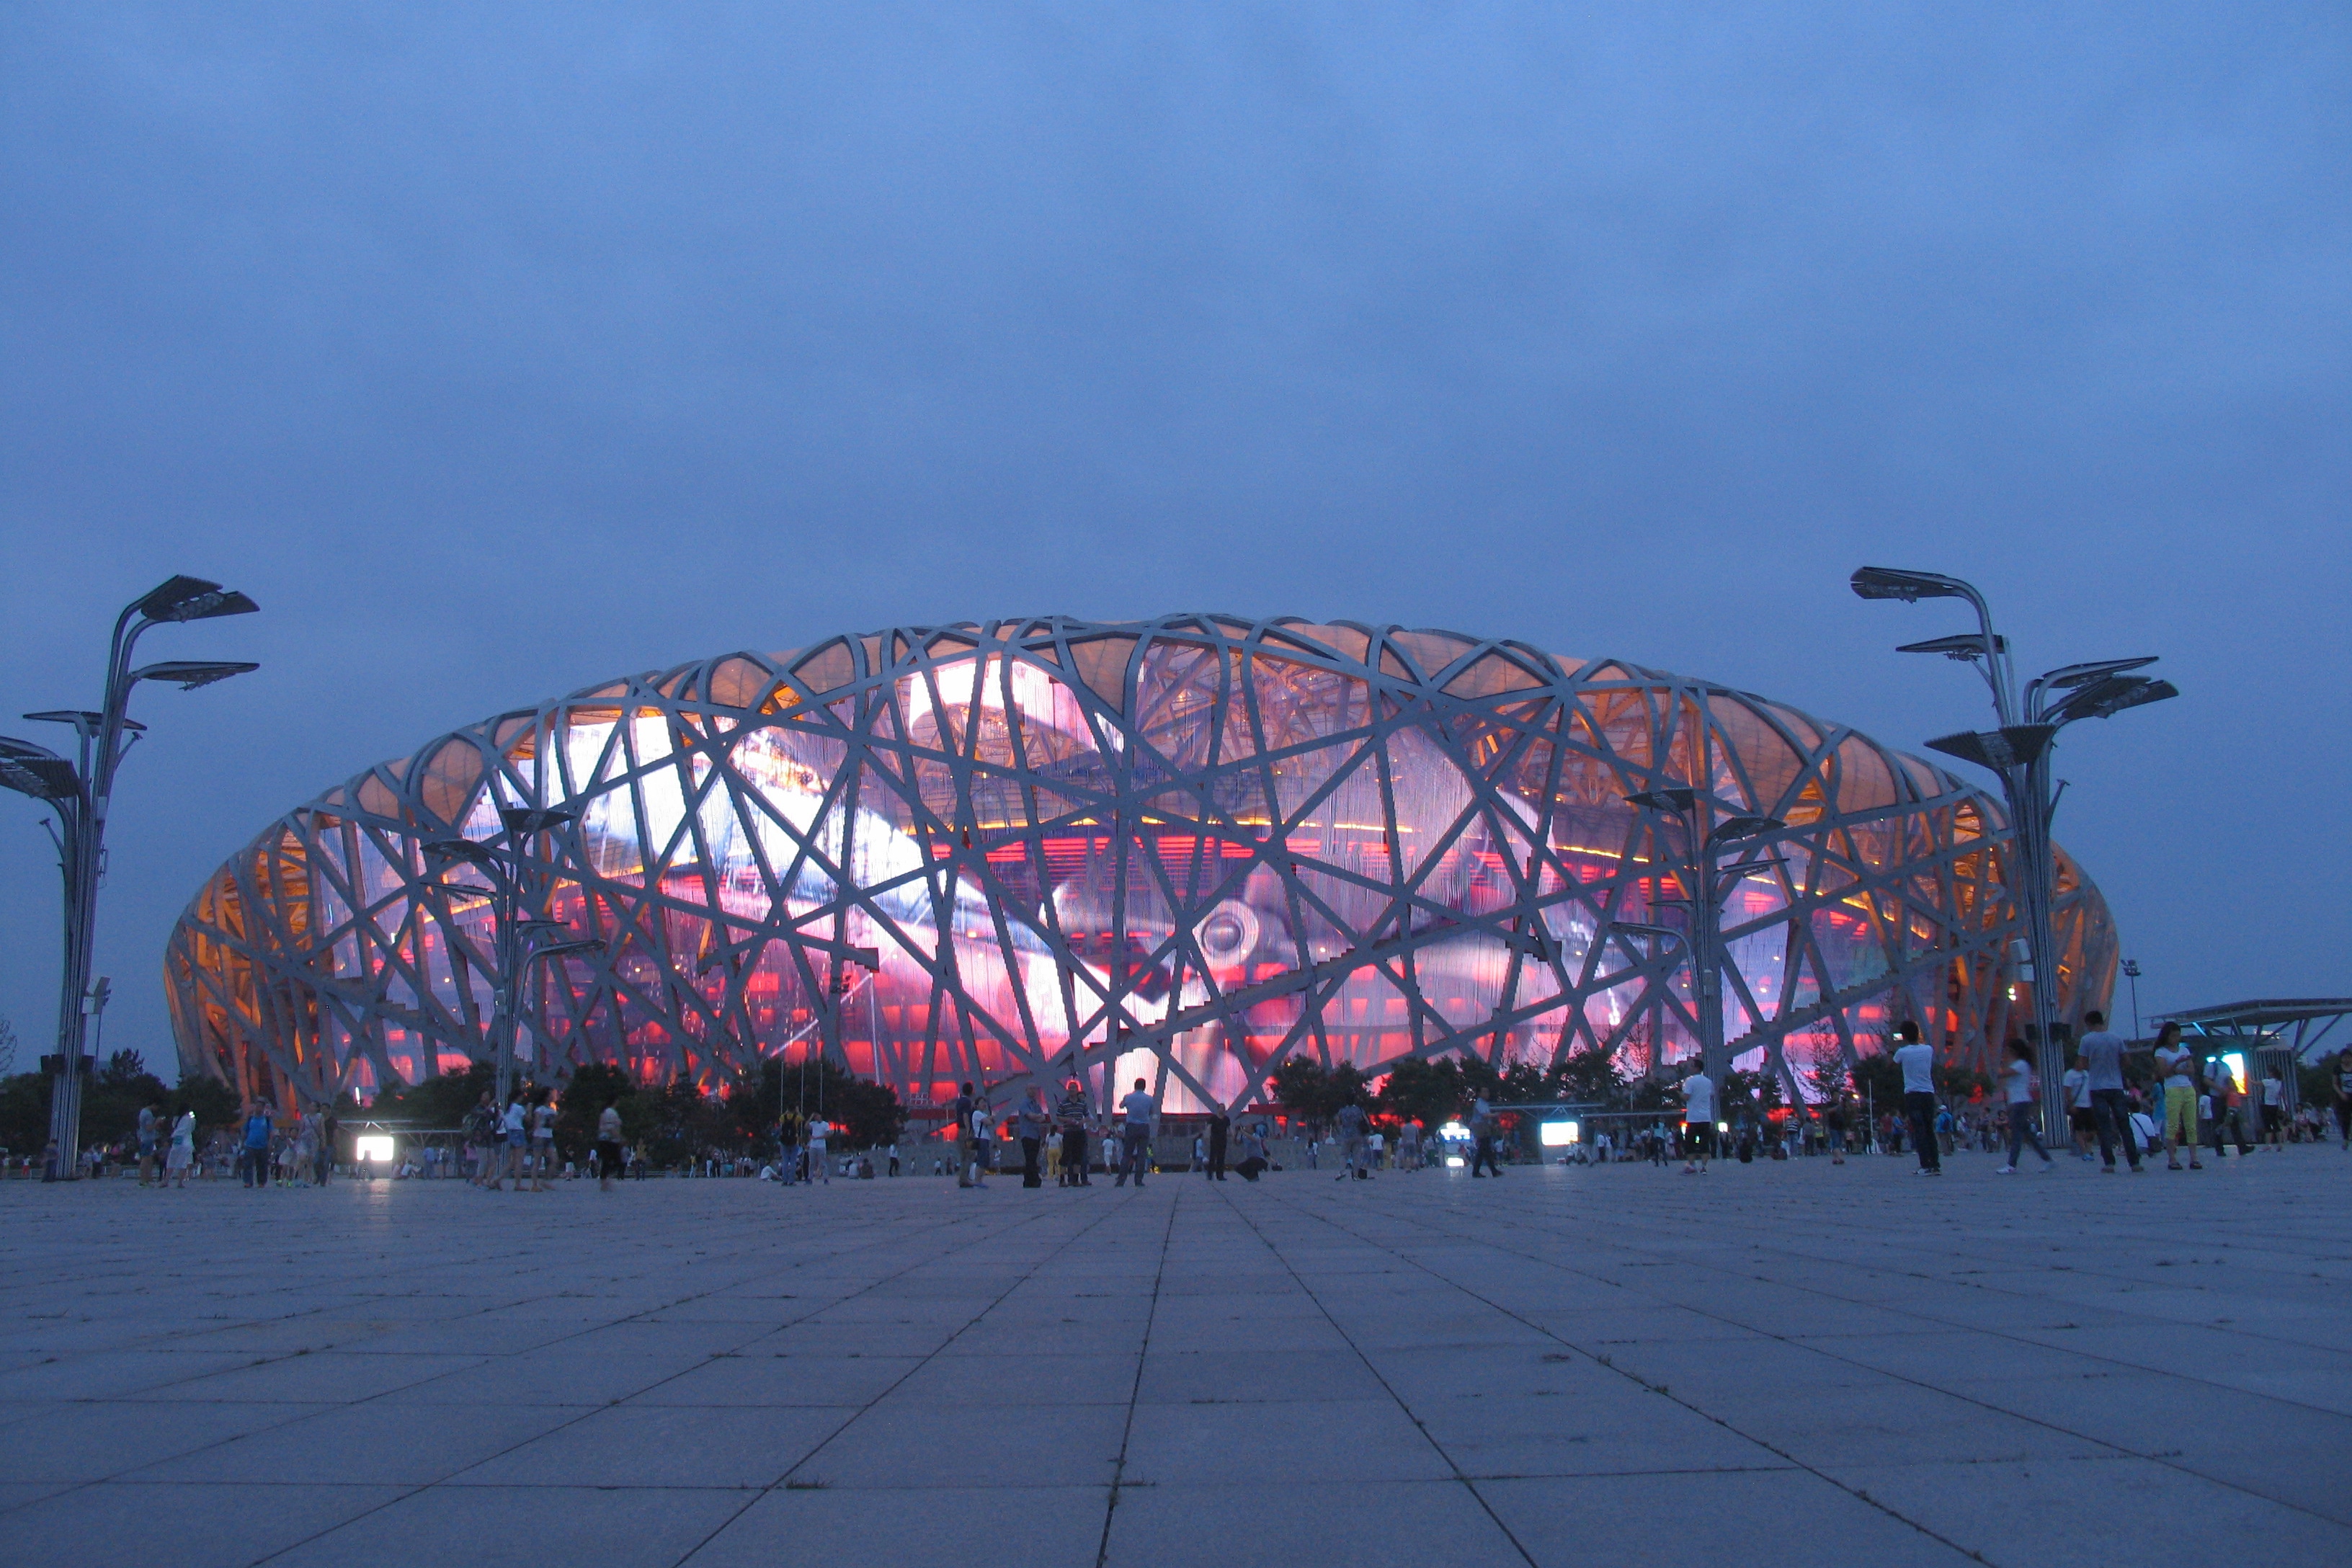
[{"x1": 3, "y1": 5, "x2": 2345, "y2": 1073}]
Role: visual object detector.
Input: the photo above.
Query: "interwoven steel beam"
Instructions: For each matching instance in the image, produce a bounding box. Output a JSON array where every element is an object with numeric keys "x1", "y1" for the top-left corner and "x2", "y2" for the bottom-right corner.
[{"x1": 164, "y1": 615, "x2": 2114, "y2": 1115}]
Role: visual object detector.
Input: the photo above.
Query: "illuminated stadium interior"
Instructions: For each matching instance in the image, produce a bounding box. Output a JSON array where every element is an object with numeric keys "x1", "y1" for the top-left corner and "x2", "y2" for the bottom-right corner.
[{"x1": 166, "y1": 615, "x2": 2113, "y2": 1116}]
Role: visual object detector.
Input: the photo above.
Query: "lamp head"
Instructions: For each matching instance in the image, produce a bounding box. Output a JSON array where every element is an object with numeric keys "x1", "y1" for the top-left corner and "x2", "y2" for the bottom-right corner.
[
  {"x1": 2064, "y1": 677, "x2": 2177, "y2": 723},
  {"x1": 533, "y1": 939, "x2": 603, "y2": 961},
  {"x1": 499, "y1": 806, "x2": 578, "y2": 837},
  {"x1": 422, "y1": 836, "x2": 496, "y2": 869},
  {"x1": 2038, "y1": 656, "x2": 2157, "y2": 691},
  {"x1": 136, "y1": 576, "x2": 259, "y2": 623},
  {"x1": 1623, "y1": 788, "x2": 1698, "y2": 814},
  {"x1": 0, "y1": 752, "x2": 81, "y2": 801},
  {"x1": 130, "y1": 660, "x2": 259, "y2": 691},
  {"x1": 1924, "y1": 724, "x2": 2056, "y2": 772},
  {"x1": 1895, "y1": 633, "x2": 2007, "y2": 661},
  {"x1": 1608, "y1": 920, "x2": 1686, "y2": 947},
  {"x1": 1850, "y1": 566, "x2": 1974, "y2": 603},
  {"x1": 1709, "y1": 814, "x2": 1783, "y2": 843}
]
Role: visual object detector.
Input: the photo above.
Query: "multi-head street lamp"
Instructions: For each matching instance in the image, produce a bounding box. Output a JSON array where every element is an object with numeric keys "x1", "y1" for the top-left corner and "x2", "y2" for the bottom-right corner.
[
  {"x1": 1853, "y1": 565, "x2": 2177, "y2": 1142},
  {"x1": 0, "y1": 575, "x2": 258, "y2": 1177}
]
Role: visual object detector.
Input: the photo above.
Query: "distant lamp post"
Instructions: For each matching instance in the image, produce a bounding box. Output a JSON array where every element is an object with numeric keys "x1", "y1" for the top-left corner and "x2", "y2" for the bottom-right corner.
[
  {"x1": 423, "y1": 806, "x2": 601, "y2": 1105},
  {"x1": 1853, "y1": 565, "x2": 2177, "y2": 1144},
  {"x1": 2121, "y1": 959, "x2": 2143, "y2": 1040},
  {"x1": 0, "y1": 575, "x2": 258, "y2": 1179},
  {"x1": 1617, "y1": 792, "x2": 1785, "y2": 1090}
]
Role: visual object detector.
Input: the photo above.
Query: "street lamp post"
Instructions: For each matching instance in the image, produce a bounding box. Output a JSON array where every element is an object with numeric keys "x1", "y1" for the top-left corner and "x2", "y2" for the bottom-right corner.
[
  {"x1": 0, "y1": 575, "x2": 258, "y2": 1179},
  {"x1": 1617, "y1": 790, "x2": 1783, "y2": 1091},
  {"x1": 2121, "y1": 958, "x2": 2143, "y2": 1040},
  {"x1": 424, "y1": 806, "x2": 600, "y2": 1107},
  {"x1": 1851, "y1": 566, "x2": 2177, "y2": 1145}
]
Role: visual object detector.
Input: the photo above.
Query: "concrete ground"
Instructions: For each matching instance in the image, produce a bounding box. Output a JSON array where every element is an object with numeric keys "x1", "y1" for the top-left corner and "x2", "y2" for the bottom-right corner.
[{"x1": 1, "y1": 1146, "x2": 2347, "y2": 1568}]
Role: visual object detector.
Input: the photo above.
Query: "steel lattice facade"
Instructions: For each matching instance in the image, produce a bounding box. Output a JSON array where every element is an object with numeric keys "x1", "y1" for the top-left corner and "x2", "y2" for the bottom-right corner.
[{"x1": 166, "y1": 615, "x2": 2113, "y2": 1115}]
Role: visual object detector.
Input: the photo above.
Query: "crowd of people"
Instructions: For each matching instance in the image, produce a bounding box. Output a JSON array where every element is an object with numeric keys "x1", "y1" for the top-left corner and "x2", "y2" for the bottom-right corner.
[{"x1": 25, "y1": 1024, "x2": 2352, "y2": 1188}]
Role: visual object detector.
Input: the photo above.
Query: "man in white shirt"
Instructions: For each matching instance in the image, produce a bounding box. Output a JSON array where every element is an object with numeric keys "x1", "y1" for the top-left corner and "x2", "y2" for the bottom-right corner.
[
  {"x1": 1891, "y1": 1021, "x2": 1940, "y2": 1175},
  {"x1": 806, "y1": 1117, "x2": 831, "y2": 1183},
  {"x1": 1680, "y1": 1067, "x2": 1716, "y2": 1174},
  {"x1": 2259, "y1": 1072, "x2": 2287, "y2": 1148},
  {"x1": 1115, "y1": 1079, "x2": 1157, "y2": 1188},
  {"x1": 2074, "y1": 1011, "x2": 2142, "y2": 1173}
]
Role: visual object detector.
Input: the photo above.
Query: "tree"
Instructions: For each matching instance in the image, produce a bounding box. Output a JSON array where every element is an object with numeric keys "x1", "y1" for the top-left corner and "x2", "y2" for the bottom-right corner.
[
  {"x1": 1377, "y1": 1056, "x2": 1464, "y2": 1128},
  {"x1": 554, "y1": 1062, "x2": 634, "y2": 1159},
  {"x1": 739, "y1": 1058, "x2": 906, "y2": 1152},
  {"x1": 0, "y1": 1073, "x2": 48, "y2": 1159},
  {"x1": 1548, "y1": 1046, "x2": 1626, "y2": 1108}
]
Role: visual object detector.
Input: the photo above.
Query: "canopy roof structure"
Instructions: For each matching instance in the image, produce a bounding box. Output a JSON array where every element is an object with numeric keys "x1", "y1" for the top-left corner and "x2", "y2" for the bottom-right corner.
[
  {"x1": 2154, "y1": 999, "x2": 2352, "y2": 1059},
  {"x1": 166, "y1": 614, "x2": 2113, "y2": 1115}
]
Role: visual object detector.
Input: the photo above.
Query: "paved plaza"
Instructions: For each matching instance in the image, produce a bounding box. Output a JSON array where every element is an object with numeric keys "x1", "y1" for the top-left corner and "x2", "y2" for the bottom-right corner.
[{"x1": 2, "y1": 1151, "x2": 2348, "y2": 1567}]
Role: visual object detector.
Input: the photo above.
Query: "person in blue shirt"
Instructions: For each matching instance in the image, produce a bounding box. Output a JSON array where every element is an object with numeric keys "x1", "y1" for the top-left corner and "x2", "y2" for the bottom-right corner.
[{"x1": 240, "y1": 1103, "x2": 274, "y2": 1190}]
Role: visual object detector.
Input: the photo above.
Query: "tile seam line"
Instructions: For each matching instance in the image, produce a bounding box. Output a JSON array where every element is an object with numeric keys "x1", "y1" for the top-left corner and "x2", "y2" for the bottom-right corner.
[
  {"x1": 1326, "y1": 1184, "x2": 2352, "y2": 1536},
  {"x1": 669, "y1": 1194, "x2": 1144, "y2": 1568},
  {"x1": 1209, "y1": 1180, "x2": 1541, "y2": 1568},
  {"x1": 1373, "y1": 1185, "x2": 2352, "y2": 1422},
  {"x1": 1257, "y1": 1185, "x2": 1992, "y2": 1566},
  {"x1": 1095, "y1": 1186, "x2": 1181, "y2": 1568},
  {"x1": 233, "y1": 1198, "x2": 1113, "y2": 1565}
]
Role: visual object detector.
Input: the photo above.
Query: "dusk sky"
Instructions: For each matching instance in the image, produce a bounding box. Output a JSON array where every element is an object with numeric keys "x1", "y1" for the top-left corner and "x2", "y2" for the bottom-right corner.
[{"x1": 3, "y1": 6, "x2": 2345, "y2": 1075}]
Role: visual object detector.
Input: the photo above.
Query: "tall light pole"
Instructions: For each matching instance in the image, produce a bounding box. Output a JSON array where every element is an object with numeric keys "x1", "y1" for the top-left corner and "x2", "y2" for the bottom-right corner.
[
  {"x1": 424, "y1": 806, "x2": 601, "y2": 1107},
  {"x1": 0, "y1": 575, "x2": 258, "y2": 1179},
  {"x1": 1851, "y1": 566, "x2": 2176, "y2": 1144},
  {"x1": 1616, "y1": 789, "x2": 1783, "y2": 1091},
  {"x1": 2121, "y1": 958, "x2": 2143, "y2": 1040}
]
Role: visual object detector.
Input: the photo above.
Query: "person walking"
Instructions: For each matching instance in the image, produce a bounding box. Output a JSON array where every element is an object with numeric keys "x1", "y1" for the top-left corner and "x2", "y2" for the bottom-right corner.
[
  {"x1": 530, "y1": 1095, "x2": 556, "y2": 1190},
  {"x1": 2259, "y1": 1068, "x2": 2287, "y2": 1149},
  {"x1": 1680, "y1": 1068, "x2": 1716, "y2": 1174},
  {"x1": 1335, "y1": 1099, "x2": 1368, "y2": 1181},
  {"x1": 2074, "y1": 1011, "x2": 2144, "y2": 1174},
  {"x1": 1469, "y1": 1097, "x2": 1503, "y2": 1177},
  {"x1": 596, "y1": 1098, "x2": 624, "y2": 1191},
  {"x1": 953, "y1": 1083, "x2": 986, "y2": 1188},
  {"x1": 136, "y1": 1103, "x2": 161, "y2": 1188},
  {"x1": 1206, "y1": 1109, "x2": 1229, "y2": 1180},
  {"x1": 2335, "y1": 1050, "x2": 2352, "y2": 1150},
  {"x1": 2062, "y1": 1058, "x2": 2096, "y2": 1160},
  {"x1": 806, "y1": 1113, "x2": 832, "y2": 1183},
  {"x1": 239, "y1": 1102, "x2": 273, "y2": 1190},
  {"x1": 1995, "y1": 1038, "x2": 2055, "y2": 1173},
  {"x1": 1017, "y1": 1090, "x2": 1048, "y2": 1189},
  {"x1": 1115, "y1": 1078, "x2": 1156, "y2": 1188},
  {"x1": 1056, "y1": 1077, "x2": 1092, "y2": 1187},
  {"x1": 166, "y1": 1107, "x2": 196, "y2": 1188},
  {"x1": 2152, "y1": 1022, "x2": 2201, "y2": 1170},
  {"x1": 1890, "y1": 1022, "x2": 1941, "y2": 1175},
  {"x1": 1824, "y1": 1095, "x2": 1851, "y2": 1165}
]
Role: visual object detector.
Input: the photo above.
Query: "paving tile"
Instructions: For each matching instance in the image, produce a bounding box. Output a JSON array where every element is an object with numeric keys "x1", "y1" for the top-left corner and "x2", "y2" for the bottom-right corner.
[
  {"x1": 1479, "y1": 1467, "x2": 1975, "y2": 1566},
  {"x1": 628, "y1": 1353, "x2": 925, "y2": 1407},
  {"x1": 1122, "y1": 1397, "x2": 1449, "y2": 1484},
  {"x1": 142, "y1": 1350, "x2": 487, "y2": 1404},
  {"x1": 1820, "y1": 1455, "x2": 2352, "y2": 1564},
  {"x1": 450, "y1": 1402, "x2": 846, "y2": 1488},
  {"x1": 1, "y1": 1479, "x2": 409, "y2": 1568},
  {"x1": 6, "y1": 1397, "x2": 331, "y2": 1483},
  {"x1": 125, "y1": 1399, "x2": 579, "y2": 1484},
  {"x1": 1136, "y1": 1347, "x2": 1384, "y2": 1404},
  {"x1": 799, "y1": 1399, "x2": 1126, "y2": 1488},
  {"x1": 682, "y1": 1484, "x2": 1107, "y2": 1567},
  {"x1": 271, "y1": 1482, "x2": 749, "y2": 1567},
  {"x1": 1103, "y1": 1479, "x2": 1519, "y2": 1566}
]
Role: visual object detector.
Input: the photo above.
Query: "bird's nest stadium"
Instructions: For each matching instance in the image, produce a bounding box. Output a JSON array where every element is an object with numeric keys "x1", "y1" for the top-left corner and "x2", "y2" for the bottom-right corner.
[{"x1": 166, "y1": 615, "x2": 2113, "y2": 1117}]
